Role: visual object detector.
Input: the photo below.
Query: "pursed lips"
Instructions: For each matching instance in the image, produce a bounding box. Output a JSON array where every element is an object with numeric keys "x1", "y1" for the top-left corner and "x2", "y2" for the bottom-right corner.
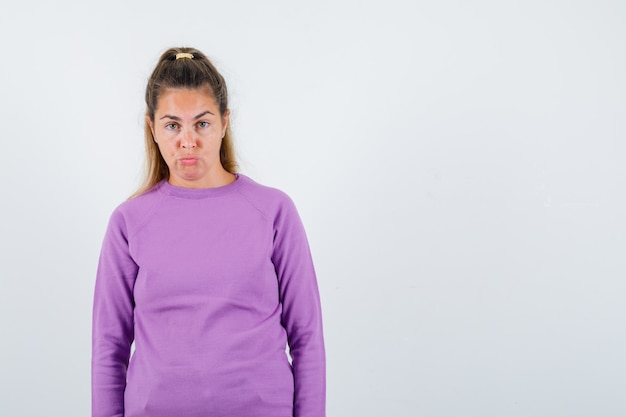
[{"x1": 179, "y1": 156, "x2": 199, "y2": 166}]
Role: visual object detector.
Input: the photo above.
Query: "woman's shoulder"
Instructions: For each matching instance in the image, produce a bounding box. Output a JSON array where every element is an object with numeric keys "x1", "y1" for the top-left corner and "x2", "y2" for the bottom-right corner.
[
  {"x1": 120, "y1": 182, "x2": 164, "y2": 210},
  {"x1": 238, "y1": 174, "x2": 290, "y2": 199},
  {"x1": 107, "y1": 183, "x2": 165, "y2": 230},
  {"x1": 236, "y1": 174, "x2": 298, "y2": 216}
]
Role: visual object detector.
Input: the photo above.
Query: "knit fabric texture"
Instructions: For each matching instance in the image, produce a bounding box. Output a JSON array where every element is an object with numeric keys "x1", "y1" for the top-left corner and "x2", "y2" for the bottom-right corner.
[{"x1": 92, "y1": 174, "x2": 325, "y2": 417}]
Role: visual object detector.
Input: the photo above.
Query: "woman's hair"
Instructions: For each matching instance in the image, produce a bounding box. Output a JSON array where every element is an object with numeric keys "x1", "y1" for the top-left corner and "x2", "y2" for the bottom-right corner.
[{"x1": 132, "y1": 46, "x2": 237, "y2": 197}]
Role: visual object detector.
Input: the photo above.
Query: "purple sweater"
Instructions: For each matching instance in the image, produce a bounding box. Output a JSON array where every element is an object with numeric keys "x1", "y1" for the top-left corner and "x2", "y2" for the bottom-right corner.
[{"x1": 92, "y1": 174, "x2": 325, "y2": 417}]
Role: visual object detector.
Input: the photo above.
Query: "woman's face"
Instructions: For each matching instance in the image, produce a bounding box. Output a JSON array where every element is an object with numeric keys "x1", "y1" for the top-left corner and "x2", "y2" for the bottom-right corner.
[{"x1": 148, "y1": 87, "x2": 230, "y2": 188}]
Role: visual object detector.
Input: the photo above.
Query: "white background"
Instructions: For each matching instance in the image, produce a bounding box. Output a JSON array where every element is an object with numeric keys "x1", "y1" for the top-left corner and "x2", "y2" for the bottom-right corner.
[{"x1": 1, "y1": 1, "x2": 625, "y2": 416}]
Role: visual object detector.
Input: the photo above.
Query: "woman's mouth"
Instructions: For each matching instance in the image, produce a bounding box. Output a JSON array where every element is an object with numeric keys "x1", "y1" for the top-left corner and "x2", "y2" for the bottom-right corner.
[{"x1": 179, "y1": 157, "x2": 199, "y2": 166}]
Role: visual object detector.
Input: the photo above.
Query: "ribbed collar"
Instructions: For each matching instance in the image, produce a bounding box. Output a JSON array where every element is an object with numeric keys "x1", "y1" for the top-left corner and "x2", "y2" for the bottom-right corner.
[{"x1": 156, "y1": 174, "x2": 247, "y2": 199}]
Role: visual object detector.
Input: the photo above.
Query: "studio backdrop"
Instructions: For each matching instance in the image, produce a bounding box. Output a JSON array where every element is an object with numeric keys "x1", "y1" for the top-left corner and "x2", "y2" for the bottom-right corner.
[{"x1": 0, "y1": 1, "x2": 624, "y2": 416}]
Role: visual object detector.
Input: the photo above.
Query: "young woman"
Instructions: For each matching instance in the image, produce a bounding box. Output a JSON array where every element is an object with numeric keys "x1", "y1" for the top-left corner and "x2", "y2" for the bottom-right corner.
[{"x1": 92, "y1": 47, "x2": 325, "y2": 417}]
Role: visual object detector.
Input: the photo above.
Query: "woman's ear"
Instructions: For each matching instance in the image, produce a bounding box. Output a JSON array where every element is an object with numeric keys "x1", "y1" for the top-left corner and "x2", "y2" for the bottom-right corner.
[
  {"x1": 221, "y1": 109, "x2": 231, "y2": 138},
  {"x1": 146, "y1": 116, "x2": 157, "y2": 142}
]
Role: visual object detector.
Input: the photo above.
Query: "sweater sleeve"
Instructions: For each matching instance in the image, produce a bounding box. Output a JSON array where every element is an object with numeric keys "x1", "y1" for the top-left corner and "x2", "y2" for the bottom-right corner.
[
  {"x1": 272, "y1": 196, "x2": 326, "y2": 417},
  {"x1": 92, "y1": 209, "x2": 138, "y2": 417}
]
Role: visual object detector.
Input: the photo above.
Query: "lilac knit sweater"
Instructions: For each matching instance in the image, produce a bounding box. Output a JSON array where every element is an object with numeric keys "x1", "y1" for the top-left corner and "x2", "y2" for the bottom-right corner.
[{"x1": 92, "y1": 174, "x2": 325, "y2": 417}]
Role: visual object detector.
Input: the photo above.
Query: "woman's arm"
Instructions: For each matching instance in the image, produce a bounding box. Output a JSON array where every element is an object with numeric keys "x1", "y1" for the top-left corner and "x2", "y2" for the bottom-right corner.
[
  {"x1": 272, "y1": 197, "x2": 326, "y2": 417},
  {"x1": 92, "y1": 209, "x2": 138, "y2": 417}
]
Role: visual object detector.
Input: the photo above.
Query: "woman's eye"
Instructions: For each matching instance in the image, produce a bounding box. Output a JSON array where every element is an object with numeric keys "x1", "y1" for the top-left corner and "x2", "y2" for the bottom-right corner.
[
  {"x1": 197, "y1": 121, "x2": 209, "y2": 128},
  {"x1": 165, "y1": 123, "x2": 178, "y2": 130}
]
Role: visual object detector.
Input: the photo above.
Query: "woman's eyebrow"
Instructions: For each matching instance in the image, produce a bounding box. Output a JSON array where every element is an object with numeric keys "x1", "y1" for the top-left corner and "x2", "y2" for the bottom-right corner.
[
  {"x1": 193, "y1": 110, "x2": 214, "y2": 119},
  {"x1": 160, "y1": 110, "x2": 215, "y2": 121}
]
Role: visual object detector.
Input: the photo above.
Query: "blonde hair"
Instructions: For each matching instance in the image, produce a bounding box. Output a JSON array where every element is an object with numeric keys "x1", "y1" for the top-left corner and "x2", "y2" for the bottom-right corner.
[{"x1": 132, "y1": 47, "x2": 237, "y2": 197}]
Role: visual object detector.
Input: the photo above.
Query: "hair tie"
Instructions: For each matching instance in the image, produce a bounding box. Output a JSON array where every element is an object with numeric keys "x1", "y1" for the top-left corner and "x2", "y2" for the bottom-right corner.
[{"x1": 176, "y1": 52, "x2": 194, "y2": 60}]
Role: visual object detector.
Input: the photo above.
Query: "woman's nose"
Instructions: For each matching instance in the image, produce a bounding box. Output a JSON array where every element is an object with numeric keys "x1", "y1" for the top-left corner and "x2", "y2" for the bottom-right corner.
[{"x1": 180, "y1": 128, "x2": 197, "y2": 149}]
